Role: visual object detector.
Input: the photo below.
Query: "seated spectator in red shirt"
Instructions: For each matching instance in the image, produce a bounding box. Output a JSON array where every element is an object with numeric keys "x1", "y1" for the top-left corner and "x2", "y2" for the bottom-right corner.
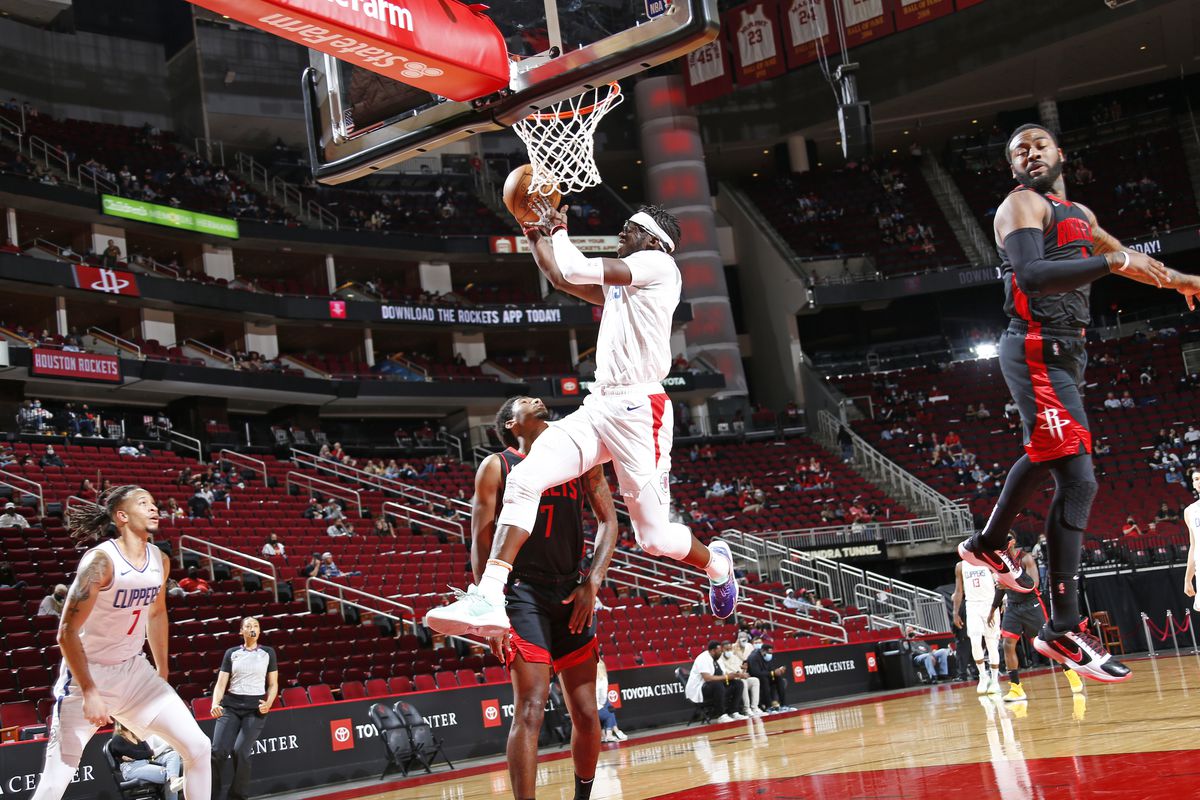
[
  {"x1": 179, "y1": 567, "x2": 213, "y2": 594},
  {"x1": 942, "y1": 431, "x2": 961, "y2": 451},
  {"x1": 1121, "y1": 517, "x2": 1142, "y2": 538}
]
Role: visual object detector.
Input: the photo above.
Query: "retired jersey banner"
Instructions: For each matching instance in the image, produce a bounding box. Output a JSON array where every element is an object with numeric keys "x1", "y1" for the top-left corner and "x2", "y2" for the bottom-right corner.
[
  {"x1": 30, "y1": 348, "x2": 122, "y2": 384},
  {"x1": 954, "y1": 0, "x2": 984, "y2": 8},
  {"x1": 725, "y1": 1, "x2": 786, "y2": 86},
  {"x1": 72, "y1": 264, "x2": 140, "y2": 297},
  {"x1": 781, "y1": 0, "x2": 840, "y2": 69},
  {"x1": 893, "y1": 0, "x2": 953, "y2": 30},
  {"x1": 838, "y1": 0, "x2": 894, "y2": 48},
  {"x1": 682, "y1": 38, "x2": 735, "y2": 105}
]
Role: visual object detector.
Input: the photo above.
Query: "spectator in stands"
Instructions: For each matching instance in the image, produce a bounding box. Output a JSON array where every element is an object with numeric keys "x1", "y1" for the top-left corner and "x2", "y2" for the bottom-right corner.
[
  {"x1": 0, "y1": 501, "x2": 30, "y2": 528},
  {"x1": 596, "y1": 657, "x2": 626, "y2": 742},
  {"x1": 188, "y1": 488, "x2": 213, "y2": 521},
  {"x1": 118, "y1": 438, "x2": 145, "y2": 457},
  {"x1": 837, "y1": 426, "x2": 854, "y2": 462},
  {"x1": 685, "y1": 641, "x2": 745, "y2": 723},
  {"x1": 1102, "y1": 392, "x2": 1121, "y2": 410},
  {"x1": 372, "y1": 516, "x2": 395, "y2": 537},
  {"x1": 101, "y1": 239, "x2": 122, "y2": 268},
  {"x1": 1155, "y1": 502, "x2": 1180, "y2": 524},
  {"x1": 975, "y1": 404, "x2": 991, "y2": 420},
  {"x1": 262, "y1": 533, "x2": 286, "y2": 557},
  {"x1": 152, "y1": 411, "x2": 172, "y2": 440},
  {"x1": 317, "y1": 552, "x2": 360, "y2": 578},
  {"x1": 0, "y1": 561, "x2": 26, "y2": 589},
  {"x1": 907, "y1": 627, "x2": 949, "y2": 683},
  {"x1": 1120, "y1": 390, "x2": 1136, "y2": 409},
  {"x1": 109, "y1": 722, "x2": 184, "y2": 800},
  {"x1": 1167, "y1": 466, "x2": 1184, "y2": 486},
  {"x1": 161, "y1": 497, "x2": 183, "y2": 522},
  {"x1": 719, "y1": 640, "x2": 760, "y2": 716},
  {"x1": 300, "y1": 553, "x2": 322, "y2": 578},
  {"x1": 166, "y1": 579, "x2": 187, "y2": 599},
  {"x1": 38, "y1": 584, "x2": 67, "y2": 616},
  {"x1": 782, "y1": 588, "x2": 814, "y2": 612},
  {"x1": 322, "y1": 499, "x2": 344, "y2": 521},
  {"x1": 179, "y1": 567, "x2": 212, "y2": 594},
  {"x1": 301, "y1": 497, "x2": 322, "y2": 520},
  {"x1": 18, "y1": 399, "x2": 52, "y2": 432},
  {"x1": 326, "y1": 519, "x2": 352, "y2": 537},
  {"x1": 700, "y1": 444, "x2": 715, "y2": 460},
  {"x1": 747, "y1": 637, "x2": 791, "y2": 712},
  {"x1": 1186, "y1": 426, "x2": 1200, "y2": 445},
  {"x1": 77, "y1": 478, "x2": 98, "y2": 502},
  {"x1": 39, "y1": 445, "x2": 65, "y2": 468}
]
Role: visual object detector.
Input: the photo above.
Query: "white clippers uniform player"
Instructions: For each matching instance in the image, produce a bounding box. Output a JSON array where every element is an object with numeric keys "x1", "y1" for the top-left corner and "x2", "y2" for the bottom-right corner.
[
  {"x1": 1184, "y1": 476, "x2": 1200, "y2": 611},
  {"x1": 34, "y1": 511, "x2": 210, "y2": 799},
  {"x1": 425, "y1": 206, "x2": 739, "y2": 637},
  {"x1": 962, "y1": 560, "x2": 1002, "y2": 694}
]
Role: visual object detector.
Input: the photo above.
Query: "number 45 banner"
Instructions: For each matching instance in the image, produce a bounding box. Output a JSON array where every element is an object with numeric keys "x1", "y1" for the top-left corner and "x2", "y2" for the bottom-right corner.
[
  {"x1": 723, "y1": 0, "x2": 785, "y2": 86},
  {"x1": 682, "y1": 35, "x2": 734, "y2": 105}
]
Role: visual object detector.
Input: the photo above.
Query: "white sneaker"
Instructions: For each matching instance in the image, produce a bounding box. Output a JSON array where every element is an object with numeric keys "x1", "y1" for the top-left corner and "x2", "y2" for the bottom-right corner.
[
  {"x1": 168, "y1": 776, "x2": 185, "y2": 793},
  {"x1": 987, "y1": 675, "x2": 1002, "y2": 695},
  {"x1": 601, "y1": 731, "x2": 615, "y2": 743},
  {"x1": 976, "y1": 675, "x2": 990, "y2": 695},
  {"x1": 612, "y1": 728, "x2": 628, "y2": 741},
  {"x1": 423, "y1": 584, "x2": 510, "y2": 637},
  {"x1": 748, "y1": 707, "x2": 763, "y2": 716},
  {"x1": 731, "y1": 711, "x2": 747, "y2": 720},
  {"x1": 716, "y1": 714, "x2": 734, "y2": 723}
]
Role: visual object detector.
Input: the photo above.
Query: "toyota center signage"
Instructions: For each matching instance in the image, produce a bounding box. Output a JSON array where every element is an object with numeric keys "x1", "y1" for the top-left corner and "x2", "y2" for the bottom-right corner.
[
  {"x1": 100, "y1": 195, "x2": 239, "y2": 239},
  {"x1": 30, "y1": 348, "x2": 122, "y2": 384}
]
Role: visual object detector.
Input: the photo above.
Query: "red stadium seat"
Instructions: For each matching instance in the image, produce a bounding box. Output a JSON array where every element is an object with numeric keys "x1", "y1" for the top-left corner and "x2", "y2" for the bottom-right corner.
[
  {"x1": 307, "y1": 684, "x2": 335, "y2": 704},
  {"x1": 413, "y1": 674, "x2": 436, "y2": 692},
  {"x1": 387, "y1": 676, "x2": 412, "y2": 694},
  {"x1": 364, "y1": 678, "x2": 390, "y2": 697},
  {"x1": 434, "y1": 671, "x2": 458, "y2": 689},
  {"x1": 280, "y1": 687, "x2": 310, "y2": 707},
  {"x1": 340, "y1": 681, "x2": 366, "y2": 700},
  {"x1": 191, "y1": 697, "x2": 213, "y2": 718}
]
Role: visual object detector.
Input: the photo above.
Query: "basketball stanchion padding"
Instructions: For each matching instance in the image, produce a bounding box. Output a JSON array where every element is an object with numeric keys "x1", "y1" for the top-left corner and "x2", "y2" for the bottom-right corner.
[{"x1": 513, "y1": 82, "x2": 624, "y2": 196}]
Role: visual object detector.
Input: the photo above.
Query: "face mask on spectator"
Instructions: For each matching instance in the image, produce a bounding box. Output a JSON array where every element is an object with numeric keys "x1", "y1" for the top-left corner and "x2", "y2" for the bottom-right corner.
[
  {"x1": 764, "y1": 654, "x2": 773, "y2": 662},
  {"x1": 753, "y1": 642, "x2": 763, "y2": 649}
]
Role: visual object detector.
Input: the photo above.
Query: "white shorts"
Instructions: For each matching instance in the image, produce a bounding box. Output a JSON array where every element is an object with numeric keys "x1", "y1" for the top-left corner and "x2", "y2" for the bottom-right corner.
[
  {"x1": 48, "y1": 654, "x2": 179, "y2": 763},
  {"x1": 552, "y1": 383, "x2": 673, "y2": 499},
  {"x1": 965, "y1": 603, "x2": 1000, "y2": 642}
]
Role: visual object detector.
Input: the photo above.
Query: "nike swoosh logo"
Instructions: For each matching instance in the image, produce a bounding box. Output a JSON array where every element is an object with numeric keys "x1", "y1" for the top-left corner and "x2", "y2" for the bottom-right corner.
[
  {"x1": 625, "y1": 404, "x2": 643, "y2": 411},
  {"x1": 1051, "y1": 640, "x2": 1083, "y2": 661},
  {"x1": 119, "y1": 569, "x2": 133, "y2": 576},
  {"x1": 1051, "y1": 202, "x2": 1061, "y2": 207}
]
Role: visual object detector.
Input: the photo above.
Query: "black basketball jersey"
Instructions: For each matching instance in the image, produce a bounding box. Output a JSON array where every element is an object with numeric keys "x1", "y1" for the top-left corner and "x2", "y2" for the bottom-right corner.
[
  {"x1": 999, "y1": 188, "x2": 1095, "y2": 329},
  {"x1": 497, "y1": 448, "x2": 586, "y2": 582}
]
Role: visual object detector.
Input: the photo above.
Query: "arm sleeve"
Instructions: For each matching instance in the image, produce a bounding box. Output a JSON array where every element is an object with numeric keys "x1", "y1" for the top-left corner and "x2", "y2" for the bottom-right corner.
[
  {"x1": 551, "y1": 230, "x2": 604, "y2": 285},
  {"x1": 991, "y1": 587, "x2": 1005, "y2": 611},
  {"x1": 1004, "y1": 228, "x2": 1110, "y2": 296},
  {"x1": 622, "y1": 250, "x2": 678, "y2": 289},
  {"x1": 266, "y1": 647, "x2": 277, "y2": 672},
  {"x1": 221, "y1": 648, "x2": 234, "y2": 673}
]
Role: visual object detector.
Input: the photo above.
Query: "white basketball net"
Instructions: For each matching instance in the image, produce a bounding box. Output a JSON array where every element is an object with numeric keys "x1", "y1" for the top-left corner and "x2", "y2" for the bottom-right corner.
[{"x1": 512, "y1": 82, "x2": 624, "y2": 196}]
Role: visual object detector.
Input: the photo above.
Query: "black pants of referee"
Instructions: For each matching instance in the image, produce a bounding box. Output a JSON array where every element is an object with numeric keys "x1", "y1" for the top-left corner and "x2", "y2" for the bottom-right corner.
[{"x1": 211, "y1": 701, "x2": 267, "y2": 800}]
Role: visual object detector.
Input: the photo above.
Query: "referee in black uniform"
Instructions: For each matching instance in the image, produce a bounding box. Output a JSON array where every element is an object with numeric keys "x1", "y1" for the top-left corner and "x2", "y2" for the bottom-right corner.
[{"x1": 210, "y1": 617, "x2": 278, "y2": 800}]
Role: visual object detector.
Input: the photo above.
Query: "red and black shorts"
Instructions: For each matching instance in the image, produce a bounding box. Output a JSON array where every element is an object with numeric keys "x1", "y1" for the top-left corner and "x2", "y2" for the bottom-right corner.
[
  {"x1": 506, "y1": 575, "x2": 597, "y2": 672},
  {"x1": 1001, "y1": 599, "x2": 1045, "y2": 641},
  {"x1": 999, "y1": 320, "x2": 1092, "y2": 463}
]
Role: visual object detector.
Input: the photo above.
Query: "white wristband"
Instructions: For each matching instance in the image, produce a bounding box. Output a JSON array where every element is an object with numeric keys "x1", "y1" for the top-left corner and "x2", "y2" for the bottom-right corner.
[{"x1": 1116, "y1": 251, "x2": 1130, "y2": 271}]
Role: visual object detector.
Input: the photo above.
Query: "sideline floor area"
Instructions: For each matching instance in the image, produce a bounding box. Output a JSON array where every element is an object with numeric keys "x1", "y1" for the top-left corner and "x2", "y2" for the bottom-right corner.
[{"x1": 265, "y1": 653, "x2": 1196, "y2": 800}]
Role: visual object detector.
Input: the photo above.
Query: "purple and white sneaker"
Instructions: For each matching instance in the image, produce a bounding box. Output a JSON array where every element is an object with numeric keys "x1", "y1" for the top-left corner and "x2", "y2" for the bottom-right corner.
[{"x1": 707, "y1": 540, "x2": 739, "y2": 619}]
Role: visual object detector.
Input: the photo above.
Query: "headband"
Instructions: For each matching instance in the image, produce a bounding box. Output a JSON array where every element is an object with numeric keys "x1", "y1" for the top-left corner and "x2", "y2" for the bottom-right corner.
[{"x1": 628, "y1": 211, "x2": 675, "y2": 253}]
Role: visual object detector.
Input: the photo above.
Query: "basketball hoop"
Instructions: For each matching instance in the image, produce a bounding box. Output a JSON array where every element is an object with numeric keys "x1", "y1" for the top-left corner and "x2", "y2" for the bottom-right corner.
[{"x1": 512, "y1": 82, "x2": 624, "y2": 196}]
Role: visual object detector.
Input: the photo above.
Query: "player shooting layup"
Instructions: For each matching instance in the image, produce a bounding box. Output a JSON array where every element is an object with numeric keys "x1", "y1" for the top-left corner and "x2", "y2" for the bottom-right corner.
[
  {"x1": 31, "y1": 485, "x2": 210, "y2": 800},
  {"x1": 427, "y1": 200, "x2": 739, "y2": 637}
]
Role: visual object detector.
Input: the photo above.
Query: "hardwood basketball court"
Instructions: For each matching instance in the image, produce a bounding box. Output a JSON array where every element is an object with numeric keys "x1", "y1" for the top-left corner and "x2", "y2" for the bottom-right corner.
[{"x1": 289, "y1": 653, "x2": 1198, "y2": 800}]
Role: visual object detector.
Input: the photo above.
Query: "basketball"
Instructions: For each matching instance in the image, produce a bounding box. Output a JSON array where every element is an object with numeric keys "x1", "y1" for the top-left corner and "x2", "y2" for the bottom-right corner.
[{"x1": 502, "y1": 164, "x2": 561, "y2": 226}]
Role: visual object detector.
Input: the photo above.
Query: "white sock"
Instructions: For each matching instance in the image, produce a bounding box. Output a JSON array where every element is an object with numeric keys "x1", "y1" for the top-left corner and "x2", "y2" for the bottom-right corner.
[
  {"x1": 478, "y1": 559, "x2": 512, "y2": 600},
  {"x1": 704, "y1": 549, "x2": 730, "y2": 583},
  {"x1": 990, "y1": 663, "x2": 1000, "y2": 675}
]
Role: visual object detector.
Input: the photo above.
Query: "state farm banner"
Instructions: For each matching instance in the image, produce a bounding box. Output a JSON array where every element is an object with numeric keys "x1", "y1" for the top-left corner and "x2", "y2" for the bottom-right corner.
[
  {"x1": 72, "y1": 264, "x2": 140, "y2": 297},
  {"x1": 781, "y1": 0, "x2": 841, "y2": 69},
  {"x1": 183, "y1": 0, "x2": 509, "y2": 101},
  {"x1": 682, "y1": 38, "x2": 735, "y2": 105},
  {"x1": 490, "y1": 235, "x2": 619, "y2": 255},
  {"x1": 838, "y1": 0, "x2": 895, "y2": 48},
  {"x1": 893, "y1": 0, "x2": 954, "y2": 30},
  {"x1": 30, "y1": 349, "x2": 121, "y2": 384},
  {"x1": 725, "y1": 0, "x2": 786, "y2": 86}
]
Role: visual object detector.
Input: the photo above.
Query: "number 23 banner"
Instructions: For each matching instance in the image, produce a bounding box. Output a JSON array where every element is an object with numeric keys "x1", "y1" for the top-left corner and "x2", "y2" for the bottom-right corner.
[{"x1": 724, "y1": 0, "x2": 786, "y2": 86}]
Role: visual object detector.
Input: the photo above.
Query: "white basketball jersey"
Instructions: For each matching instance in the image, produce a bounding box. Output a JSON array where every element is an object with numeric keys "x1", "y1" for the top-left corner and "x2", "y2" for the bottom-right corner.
[
  {"x1": 80, "y1": 539, "x2": 164, "y2": 664},
  {"x1": 593, "y1": 249, "x2": 680, "y2": 387},
  {"x1": 737, "y1": 8, "x2": 777, "y2": 67},
  {"x1": 687, "y1": 41, "x2": 725, "y2": 86},
  {"x1": 788, "y1": 0, "x2": 829, "y2": 46},
  {"x1": 962, "y1": 562, "x2": 997, "y2": 605}
]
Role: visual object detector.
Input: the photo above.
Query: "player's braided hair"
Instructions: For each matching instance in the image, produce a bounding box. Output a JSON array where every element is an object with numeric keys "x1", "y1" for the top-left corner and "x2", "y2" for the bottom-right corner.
[
  {"x1": 494, "y1": 396, "x2": 523, "y2": 450},
  {"x1": 638, "y1": 204, "x2": 681, "y2": 252},
  {"x1": 1006, "y1": 123, "x2": 1060, "y2": 163},
  {"x1": 64, "y1": 484, "x2": 143, "y2": 542}
]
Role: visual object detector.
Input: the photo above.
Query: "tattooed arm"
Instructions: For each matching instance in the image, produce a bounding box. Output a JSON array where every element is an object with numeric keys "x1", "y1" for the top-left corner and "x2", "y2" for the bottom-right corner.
[
  {"x1": 58, "y1": 548, "x2": 114, "y2": 726},
  {"x1": 146, "y1": 548, "x2": 171, "y2": 681}
]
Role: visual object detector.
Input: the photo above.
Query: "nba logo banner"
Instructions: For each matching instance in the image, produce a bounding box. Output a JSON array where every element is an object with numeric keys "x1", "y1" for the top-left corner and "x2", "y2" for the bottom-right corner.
[
  {"x1": 481, "y1": 699, "x2": 502, "y2": 728},
  {"x1": 607, "y1": 684, "x2": 622, "y2": 708},
  {"x1": 329, "y1": 300, "x2": 347, "y2": 319},
  {"x1": 793, "y1": 662, "x2": 806, "y2": 682},
  {"x1": 724, "y1": 0, "x2": 785, "y2": 86},
  {"x1": 329, "y1": 718, "x2": 354, "y2": 751}
]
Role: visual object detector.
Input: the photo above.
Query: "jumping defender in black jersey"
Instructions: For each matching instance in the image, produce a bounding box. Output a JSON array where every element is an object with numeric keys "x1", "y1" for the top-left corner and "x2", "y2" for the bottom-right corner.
[
  {"x1": 958, "y1": 123, "x2": 1200, "y2": 683},
  {"x1": 473, "y1": 396, "x2": 619, "y2": 800}
]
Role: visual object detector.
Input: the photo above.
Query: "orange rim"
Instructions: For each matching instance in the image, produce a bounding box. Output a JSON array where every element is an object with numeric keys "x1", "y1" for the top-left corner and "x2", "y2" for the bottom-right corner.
[{"x1": 524, "y1": 82, "x2": 621, "y2": 122}]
